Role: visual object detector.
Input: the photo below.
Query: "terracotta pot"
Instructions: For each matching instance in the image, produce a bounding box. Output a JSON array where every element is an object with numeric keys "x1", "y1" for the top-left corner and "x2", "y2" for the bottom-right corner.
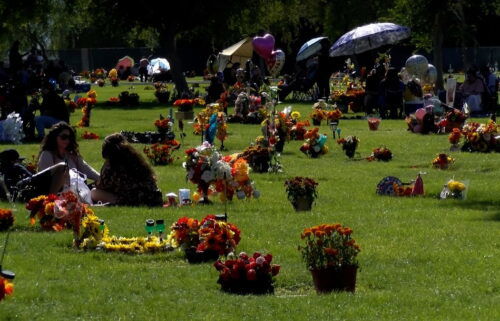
[
  {"x1": 367, "y1": 119, "x2": 380, "y2": 131},
  {"x1": 310, "y1": 265, "x2": 357, "y2": 293},
  {"x1": 292, "y1": 196, "x2": 313, "y2": 212}
]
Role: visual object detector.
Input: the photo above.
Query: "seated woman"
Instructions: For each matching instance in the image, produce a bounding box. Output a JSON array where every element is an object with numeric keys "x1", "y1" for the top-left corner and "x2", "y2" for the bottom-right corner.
[
  {"x1": 16, "y1": 122, "x2": 99, "y2": 201},
  {"x1": 460, "y1": 68, "x2": 486, "y2": 114},
  {"x1": 91, "y1": 133, "x2": 163, "y2": 206}
]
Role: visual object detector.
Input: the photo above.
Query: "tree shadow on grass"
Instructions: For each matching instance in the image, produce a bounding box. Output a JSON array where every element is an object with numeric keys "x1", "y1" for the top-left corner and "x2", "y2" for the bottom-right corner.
[{"x1": 445, "y1": 199, "x2": 500, "y2": 221}]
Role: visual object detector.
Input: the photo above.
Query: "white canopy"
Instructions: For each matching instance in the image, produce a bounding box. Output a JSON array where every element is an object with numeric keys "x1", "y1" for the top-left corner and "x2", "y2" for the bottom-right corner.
[
  {"x1": 217, "y1": 37, "x2": 253, "y2": 72},
  {"x1": 148, "y1": 58, "x2": 171, "y2": 74}
]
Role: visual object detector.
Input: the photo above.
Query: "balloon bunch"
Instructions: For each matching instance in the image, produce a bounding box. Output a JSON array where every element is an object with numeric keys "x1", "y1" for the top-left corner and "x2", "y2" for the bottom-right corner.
[{"x1": 252, "y1": 34, "x2": 285, "y2": 77}]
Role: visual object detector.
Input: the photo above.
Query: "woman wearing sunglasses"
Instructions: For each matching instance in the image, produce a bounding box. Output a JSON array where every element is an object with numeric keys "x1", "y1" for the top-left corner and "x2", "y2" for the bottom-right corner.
[{"x1": 37, "y1": 122, "x2": 99, "y2": 192}]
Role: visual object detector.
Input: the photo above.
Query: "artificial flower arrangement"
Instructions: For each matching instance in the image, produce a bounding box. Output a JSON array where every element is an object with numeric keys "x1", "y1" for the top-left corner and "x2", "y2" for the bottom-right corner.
[
  {"x1": 216, "y1": 112, "x2": 228, "y2": 149},
  {"x1": 290, "y1": 120, "x2": 310, "y2": 141},
  {"x1": 81, "y1": 131, "x2": 99, "y2": 140},
  {"x1": 154, "y1": 82, "x2": 171, "y2": 104},
  {"x1": 77, "y1": 90, "x2": 97, "y2": 127},
  {"x1": 214, "y1": 251, "x2": 281, "y2": 294},
  {"x1": 26, "y1": 192, "x2": 92, "y2": 231},
  {"x1": 0, "y1": 208, "x2": 14, "y2": 231},
  {"x1": 0, "y1": 277, "x2": 14, "y2": 301},
  {"x1": 448, "y1": 128, "x2": 461, "y2": 146},
  {"x1": 239, "y1": 145, "x2": 272, "y2": 173},
  {"x1": 454, "y1": 121, "x2": 499, "y2": 153},
  {"x1": 107, "y1": 97, "x2": 120, "y2": 106},
  {"x1": 432, "y1": 153, "x2": 455, "y2": 170},
  {"x1": 337, "y1": 136, "x2": 359, "y2": 159},
  {"x1": 108, "y1": 68, "x2": 119, "y2": 86},
  {"x1": 367, "y1": 147, "x2": 393, "y2": 162},
  {"x1": 127, "y1": 75, "x2": 135, "y2": 82},
  {"x1": 166, "y1": 215, "x2": 241, "y2": 263},
  {"x1": 300, "y1": 128, "x2": 328, "y2": 158},
  {"x1": 183, "y1": 142, "x2": 259, "y2": 204},
  {"x1": 438, "y1": 109, "x2": 467, "y2": 133},
  {"x1": 96, "y1": 79, "x2": 105, "y2": 87},
  {"x1": 143, "y1": 139, "x2": 180, "y2": 165},
  {"x1": 299, "y1": 223, "x2": 360, "y2": 293},
  {"x1": 75, "y1": 214, "x2": 170, "y2": 254},
  {"x1": 154, "y1": 115, "x2": 173, "y2": 133},
  {"x1": 376, "y1": 174, "x2": 424, "y2": 197},
  {"x1": 284, "y1": 177, "x2": 318, "y2": 211},
  {"x1": 326, "y1": 108, "x2": 342, "y2": 122},
  {"x1": 309, "y1": 109, "x2": 325, "y2": 126},
  {"x1": 193, "y1": 104, "x2": 220, "y2": 135},
  {"x1": 118, "y1": 91, "x2": 140, "y2": 106},
  {"x1": 440, "y1": 179, "x2": 467, "y2": 200},
  {"x1": 174, "y1": 98, "x2": 205, "y2": 112}
]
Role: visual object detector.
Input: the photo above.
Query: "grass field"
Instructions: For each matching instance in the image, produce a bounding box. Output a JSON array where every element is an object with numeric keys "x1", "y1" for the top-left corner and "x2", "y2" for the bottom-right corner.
[{"x1": 0, "y1": 83, "x2": 499, "y2": 320}]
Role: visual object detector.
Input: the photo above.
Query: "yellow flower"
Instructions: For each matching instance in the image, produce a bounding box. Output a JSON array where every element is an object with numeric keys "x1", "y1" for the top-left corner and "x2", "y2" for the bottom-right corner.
[{"x1": 291, "y1": 111, "x2": 301, "y2": 120}]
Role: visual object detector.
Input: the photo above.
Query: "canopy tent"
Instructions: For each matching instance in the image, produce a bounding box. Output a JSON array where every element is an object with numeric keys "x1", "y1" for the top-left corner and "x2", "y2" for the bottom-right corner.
[
  {"x1": 217, "y1": 37, "x2": 253, "y2": 72},
  {"x1": 115, "y1": 56, "x2": 134, "y2": 70},
  {"x1": 148, "y1": 58, "x2": 171, "y2": 74}
]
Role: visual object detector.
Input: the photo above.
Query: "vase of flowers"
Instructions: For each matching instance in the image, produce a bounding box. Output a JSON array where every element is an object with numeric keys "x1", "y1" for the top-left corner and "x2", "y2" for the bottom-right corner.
[
  {"x1": 440, "y1": 179, "x2": 467, "y2": 200},
  {"x1": 299, "y1": 223, "x2": 360, "y2": 293},
  {"x1": 240, "y1": 146, "x2": 271, "y2": 173},
  {"x1": 337, "y1": 136, "x2": 359, "y2": 159},
  {"x1": 214, "y1": 251, "x2": 280, "y2": 295},
  {"x1": 284, "y1": 177, "x2": 318, "y2": 212},
  {"x1": 432, "y1": 153, "x2": 454, "y2": 170}
]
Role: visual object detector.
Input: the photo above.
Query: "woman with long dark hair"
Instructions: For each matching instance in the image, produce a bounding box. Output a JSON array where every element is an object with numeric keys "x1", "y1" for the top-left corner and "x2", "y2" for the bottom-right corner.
[{"x1": 91, "y1": 133, "x2": 163, "y2": 206}]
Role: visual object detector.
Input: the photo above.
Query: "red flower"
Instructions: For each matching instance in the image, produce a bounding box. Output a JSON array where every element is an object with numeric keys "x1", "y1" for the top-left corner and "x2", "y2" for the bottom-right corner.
[
  {"x1": 271, "y1": 264, "x2": 281, "y2": 276},
  {"x1": 246, "y1": 269, "x2": 257, "y2": 280}
]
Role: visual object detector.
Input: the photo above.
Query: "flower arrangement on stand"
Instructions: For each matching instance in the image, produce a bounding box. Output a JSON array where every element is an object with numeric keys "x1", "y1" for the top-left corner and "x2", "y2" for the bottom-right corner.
[
  {"x1": 77, "y1": 90, "x2": 97, "y2": 127},
  {"x1": 0, "y1": 277, "x2": 14, "y2": 301},
  {"x1": 337, "y1": 136, "x2": 359, "y2": 158},
  {"x1": 284, "y1": 177, "x2": 318, "y2": 211},
  {"x1": 81, "y1": 131, "x2": 99, "y2": 140},
  {"x1": 326, "y1": 109, "x2": 342, "y2": 123},
  {"x1": 432, "y1": 153, "x2": 454, "y2": 169},
  {"x1": 26, "y1": 192, "x2": 92, "y2": 232},
  {"x1": 367, "y1": 147, "x2": 393, "y2": 162},
  {"x1": 299, "y1": 223, "x2": 360, "y2": 293},
  {"x1": 174, "y1": 98, "x2": 205, "y2": 112},
  {"x1": 0, "y1": 208, "x2": 14, "y2": 231},
  {"x1": 440, "y1": 179, "x2": 467, "y2": 200},
  {"x1": 214, "y1": 251, "x2": 280, "y2": 294},
  {"x1": 300, "y1": 128, "x2": 328, "y2": 158},
  {"x1": 310, "y1": 100, "x2": 327, "y2": 125},
  {"x1": 143, "y1": 140, "x2": 180, "y2": 165}
]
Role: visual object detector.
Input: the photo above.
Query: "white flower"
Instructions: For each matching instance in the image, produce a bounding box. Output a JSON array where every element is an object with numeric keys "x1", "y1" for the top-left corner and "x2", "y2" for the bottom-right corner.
[{"x1": 256, "y1": 256, "x2": 266, "y2": 265}]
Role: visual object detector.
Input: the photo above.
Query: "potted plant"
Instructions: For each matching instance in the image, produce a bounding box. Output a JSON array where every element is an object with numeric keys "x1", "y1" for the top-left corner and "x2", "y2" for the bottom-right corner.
[
  {"x1": 214, "y1": 251, "x2": 280, "y2": 295},
  {"x1": 299, "y1": 223, "x2": 361, "y2": 293},
  {"x1": 284, "y1": 177, "x2": 318, "y2": 211}
]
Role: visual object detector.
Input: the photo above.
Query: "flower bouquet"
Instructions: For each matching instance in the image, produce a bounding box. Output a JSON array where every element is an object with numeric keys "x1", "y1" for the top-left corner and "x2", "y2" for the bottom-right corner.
[
  {"x1": 81, "y1": 131, "x2": 99, "y2": 140},
  {"x1": 290, "y1": 120, "x2": 310, "y2": 141},
  {"x1": 367, "y1": 147, "x2": 392, "y2": 162},
  {"x1": 96, "y1": 79, "x2": 105, "y2": 87},
  {"x1": 448, "y1": 128, "x2": 462, "y2": 150},
  {"x1": 284, "y1": 177, "x2": 318, "y2": 211},
  {"x1": 299, "y1": 223, "x2": 360, "y2": 293},
  {"x1": 127, "y1": 75, "x2": 135, "y2": 82},
  {"x1": 118, "y1": 91, "x2": 140, "y2": 106},
  {"x1": 26, "y1": 192, "x2": 93, "y2": 232},
  {"x1": 154, "y1": 83, "x2": 170, "y2": 104},
  {"x1": 459, "y1": 121, "x2": 498, "y2": 153},
  {"x1": 337, "y1": 136, "x2": 359, "y2": 159},
  {"x1": 0, "y1": 277, "x2": 14, "y2": 301},
  {"x1": 174, "y1": 98, "x2": 205, "y2": 112},
  {"x1": 0, "y1": 208, "x2": 14, "y2": 231},
  {"x1": 240, "y1": 145, "x2": 272, "y2": 173},
  {"x1": 310, "y1": 108, "x2": 325, "y2": 126},
  {"x1": 440, "y1": 179, "x2": 467, "y2": 200},
  {"x1": 300, "y1": 128, "x2": 328, "y2": 158},
  {"x1": 214, "y1": 251, "x2": 280, "y2": 294},
  {"x1": 326, "y1": 109, "x2": 342, "y2": 122},
  {"x1": 432, "y1": 153, "x2": 454, "y2": 170},
  {"x1": 143, "y1": 140, "x2": 180, "y2": 165},
  {"x1": 440, "y1": 109, "x2": 467, "y2": 133}
]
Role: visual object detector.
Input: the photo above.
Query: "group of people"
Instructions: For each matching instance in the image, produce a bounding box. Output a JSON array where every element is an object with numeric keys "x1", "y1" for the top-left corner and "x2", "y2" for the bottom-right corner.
[{"x1": 0, "y1": 122, "x2": 163, "y2": 207}]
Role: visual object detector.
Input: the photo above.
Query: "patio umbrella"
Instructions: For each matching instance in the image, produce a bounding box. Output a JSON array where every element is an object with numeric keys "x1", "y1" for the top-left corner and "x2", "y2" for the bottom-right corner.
[
  {"x1": 115, "y1": 56, "x2": 135, "y2": 70},
  {"x1": 329, "y1": 22, "x2": 410, "y2": 57},
  {"x1": 149, "y1": 58, "x2": 171, "y2": 74},
  {"x1": 296, "y1": 37, "x2": 329, "y2": 62}
]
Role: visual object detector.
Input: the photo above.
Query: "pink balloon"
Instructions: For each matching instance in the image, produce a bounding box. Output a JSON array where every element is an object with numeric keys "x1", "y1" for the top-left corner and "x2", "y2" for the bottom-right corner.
[
  {"x1": 252, "y1": 34, "x2": 275, "y2": 60},
  {"x1": 415, "y1": 108, "x2": 427, "y2": 121}
]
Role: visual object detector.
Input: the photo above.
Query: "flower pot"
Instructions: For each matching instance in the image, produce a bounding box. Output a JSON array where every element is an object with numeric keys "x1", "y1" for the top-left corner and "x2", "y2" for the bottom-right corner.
[
  {"x1": 292, "y1": 196, "x2": 313, "y2": 212},
  {"x1": 310, "y1": 265, "x2": 357, "y2": 293},
  {"x1": 367, "y1": 118, "x2": 380, "y2": 131},
  {"x1": 184, "y1": 248, "x2": 219, "y2": 264},
  {"x1": 219, "y1": 276, "x2": 274, "y2": 295}
]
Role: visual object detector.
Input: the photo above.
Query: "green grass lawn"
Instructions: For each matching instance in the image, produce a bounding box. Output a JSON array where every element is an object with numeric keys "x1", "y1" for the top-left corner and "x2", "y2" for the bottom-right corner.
[{"x1": 0, "y1": 83, "x2": 499, "y2": 320}]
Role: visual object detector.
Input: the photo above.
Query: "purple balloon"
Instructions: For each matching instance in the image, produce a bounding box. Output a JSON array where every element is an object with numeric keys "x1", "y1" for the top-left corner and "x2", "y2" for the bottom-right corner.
[{"x1": 252, "y1": 34, "x2": 275, "y2": 60}]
